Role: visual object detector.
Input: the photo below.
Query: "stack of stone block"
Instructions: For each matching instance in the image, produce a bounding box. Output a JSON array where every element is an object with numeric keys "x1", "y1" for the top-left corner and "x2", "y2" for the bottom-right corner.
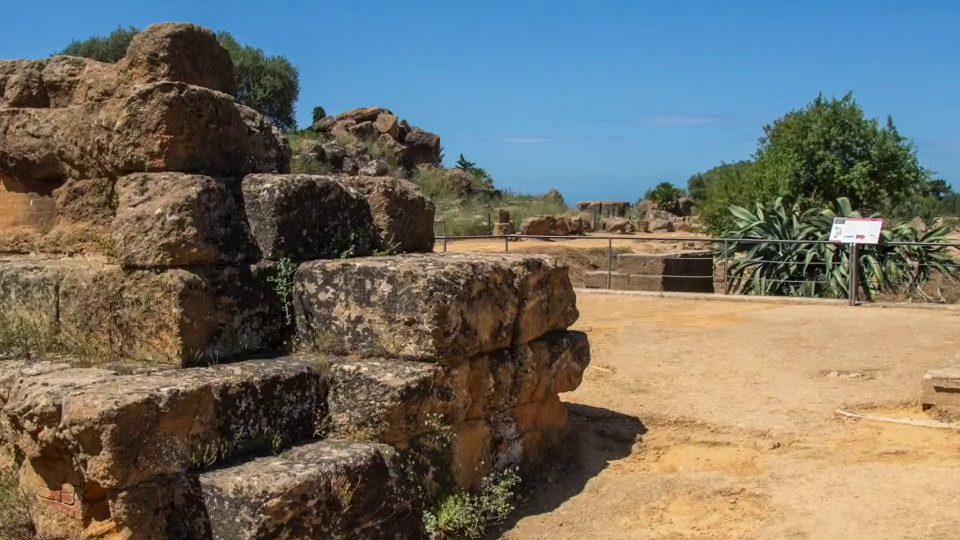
[
  {"x1": 0, "y1": 22, "x2": 591, "y2": 540},
  {"x1": 492, "y1": 208, "x2": 515, "y2": 235},
  {"x1": 584, "y1": 251, "x2": 715, "y2": 293}
]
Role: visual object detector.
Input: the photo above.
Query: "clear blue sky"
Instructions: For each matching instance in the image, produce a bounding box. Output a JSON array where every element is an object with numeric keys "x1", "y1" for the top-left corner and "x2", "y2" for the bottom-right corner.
[{"x1": 4, "y1": 0, "x2": 958, "y2": 204}]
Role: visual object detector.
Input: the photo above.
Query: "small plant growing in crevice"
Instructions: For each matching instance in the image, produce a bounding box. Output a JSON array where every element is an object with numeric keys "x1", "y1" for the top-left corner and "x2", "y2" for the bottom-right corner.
[
  {"x1": 267, "y1": 257, "x2": 298, "y2": 326},
  {"x1": 422, "y1": 468, "x2": 521, "y2": 540},
  {"x1": 0, "y1": 458, "x2": 37, "y2": 540}
]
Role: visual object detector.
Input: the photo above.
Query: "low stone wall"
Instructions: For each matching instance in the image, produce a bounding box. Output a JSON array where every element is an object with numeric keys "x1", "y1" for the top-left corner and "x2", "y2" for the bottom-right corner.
[{"x1": 584, "y1": 251, "x2": 715, "y2": 293}]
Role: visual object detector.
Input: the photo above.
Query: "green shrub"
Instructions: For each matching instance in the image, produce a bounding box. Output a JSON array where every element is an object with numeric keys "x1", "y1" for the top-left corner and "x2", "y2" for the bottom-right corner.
[
  {"x1": 423, "y1": 468, "x2": 521, "y2": 540},
  {"x1": 719, "y1": 197, "x2": 959, "y2": 300},
  {"x1": 643, "y1": 182, "x2": 685, "y2": 211}
]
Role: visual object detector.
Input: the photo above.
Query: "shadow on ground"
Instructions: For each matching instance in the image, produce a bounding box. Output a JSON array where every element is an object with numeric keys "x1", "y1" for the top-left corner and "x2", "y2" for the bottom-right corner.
[{"x1": 496, "y1": 403, "x2": 648, "y2": 533}]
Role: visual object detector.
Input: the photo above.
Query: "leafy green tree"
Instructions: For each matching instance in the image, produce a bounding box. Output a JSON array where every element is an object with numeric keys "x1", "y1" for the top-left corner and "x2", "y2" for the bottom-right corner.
[
  {"x1": 58, "y1": 25, "x2": 139, "y2": 62},
  {"x1": 216, "y1": 32, "x2": 299, "y2": 131},
  {"x1": 749, "y1": 92, "x2": 929, "y2": 213},
  {"x1": 311, "y1": 106, "x2": 327, "y2": 124},
  {"x1": 643, "y1": 182, "x2": 685, "y2": 210},
  {"x1": 57, "y1": 27, "x2": 300, "y2": 131},
  {"x1": 925, "y1": 178, "x2": 952, "y2": 199}
]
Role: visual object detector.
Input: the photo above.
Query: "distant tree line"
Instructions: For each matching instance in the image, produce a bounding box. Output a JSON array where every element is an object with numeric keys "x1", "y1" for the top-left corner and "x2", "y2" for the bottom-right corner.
[{"x1": 646, "y1": 92, "x2": 957, "y2": 234}]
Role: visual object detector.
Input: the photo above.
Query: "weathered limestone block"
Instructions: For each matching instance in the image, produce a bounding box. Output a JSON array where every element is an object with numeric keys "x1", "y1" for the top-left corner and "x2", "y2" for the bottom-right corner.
[
  {"x1": 4, "y1": 359, "x2": 323, "y2": 491},
  {"x1": 122, "y1": 22, "x2": 237, "y2": 95},
  {"x1": 107, "y1": 81, "x2": 288, "y2": 177},
  {"x1": 337, "y1": 175, "x2": 436, "y2": 253},
  {"x1": 325, "y1": 331, "x2": 590, "y2": 489},
  {"x1": 492, "y1": 222, "x2": 515, "y2": 236},
  {"x1": 242, "y1": 174, "x2": 376, "y2": 260},
  {"x1": 112, "y1": 173, "x2": 255, "y2": 267},
  {"x1": 921, "y1": 367, "x2": 960, "y2": 413},
  {"x1": 0, "y1": 59, "x2": 48, "y2": 108},
  {"x1": 4, "y1": 359, "x2": 325, "y2": 539},
  {"x1": 466, "y1": 331, "x2": 591, "y2": 419},
  {"x1": 0, "y1": 260, "x2": 66, "y2": 315},
  {"x1": 58, "y1": 263, "x2": 288, "y2": 364},
  {"x1": 294, "y1": 254, "x2": 578, "y2": 360},
  {"x1": 96, "y1": 474, "x2": 212, "y2": 540},
  {"x1": 0, "y1": 360, "x2": 73, "y2": 460},
  {"x1": 0, "y1": 23, "x2": 290, "y2": 220},
  {"x1": 325, "y1": 358, "x2": 470, "y2": 443},
  {"x1": 199, "y1": 440, "x2": 419, "y2": 540}
]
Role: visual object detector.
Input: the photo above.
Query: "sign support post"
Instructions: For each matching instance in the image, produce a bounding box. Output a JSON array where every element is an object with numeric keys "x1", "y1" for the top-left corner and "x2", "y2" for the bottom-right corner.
[
  {"x1": 849, "y1": 243, "x2": 859, "y2": 306},
  {"x1": 828, "y1": 217, "x2": 883, "y2": 307}
]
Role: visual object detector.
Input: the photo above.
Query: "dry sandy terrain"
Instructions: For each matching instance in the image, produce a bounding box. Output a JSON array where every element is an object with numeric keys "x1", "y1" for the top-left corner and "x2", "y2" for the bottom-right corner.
[{"x1": 500, "y1": 293, "x2": 960, "y2": 540}]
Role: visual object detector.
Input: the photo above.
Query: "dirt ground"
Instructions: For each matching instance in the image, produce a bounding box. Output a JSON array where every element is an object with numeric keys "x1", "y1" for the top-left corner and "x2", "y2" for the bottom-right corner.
[{"x1": 499, "y1": 293, "x2": 960, "y2": 540}]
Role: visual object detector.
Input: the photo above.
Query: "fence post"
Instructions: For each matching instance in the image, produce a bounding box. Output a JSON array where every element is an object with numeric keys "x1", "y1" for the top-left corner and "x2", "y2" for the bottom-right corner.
[
  {"x1": 848, "y1": 243, "x2": 859, "y2": 306},
  {"x1": 607, "y1": 238, "x2": 613, "y2": 289},
  {"x1": 442, "y1": 221, "x2": 448, "y2": 253},
  {"x1": 722, "y1": 239, "x2": 730, "y2": 295},
  {"x1": 505, "y1": 235, "x2": 509, "y2": 254}
]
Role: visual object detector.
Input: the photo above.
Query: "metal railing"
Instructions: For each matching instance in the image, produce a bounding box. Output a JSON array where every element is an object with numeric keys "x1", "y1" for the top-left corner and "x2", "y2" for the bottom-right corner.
[{"x1": 435, "y1": 234, "x2": 960, "y2": 306}]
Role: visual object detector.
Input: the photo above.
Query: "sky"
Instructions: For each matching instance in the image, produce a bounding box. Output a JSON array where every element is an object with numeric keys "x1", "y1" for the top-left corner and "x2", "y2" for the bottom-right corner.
[{"x1": 3, "y1": 0, "x2": 958, "y2": 204}]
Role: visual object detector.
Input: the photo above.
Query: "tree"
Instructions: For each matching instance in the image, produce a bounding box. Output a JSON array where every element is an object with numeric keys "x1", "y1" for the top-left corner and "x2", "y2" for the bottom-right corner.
[
  {"x1": 749, "y1": 92, "x2": 929, "y2": 213},
  {"x1": 455, "y1": 154, "x2": 476, "y2": 172},
  {"x1": 926, "y1": 178, "x2": 952, "y2": 199},
  {"x1": 311, "y1": 106, "x2": 327, "y2": 124},
  {"x1": 642, "y1": 182, "x2": 685, "y2": 211},
  {"x1": 216, "y1": 32, "x2": 299, "y2": 131},
  {"x1": 57, "y1": 25, "x2": 139, "y2": 62},
  {"x1": 57, "y1": 27, "x2": 300, "y2": 131}
]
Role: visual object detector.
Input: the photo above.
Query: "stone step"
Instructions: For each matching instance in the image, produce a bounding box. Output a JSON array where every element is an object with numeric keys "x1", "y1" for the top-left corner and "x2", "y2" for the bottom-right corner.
[
  {"x1": 0, "y1": 258, "x2": 291, "y2": 366},
  {"x1": 2, "y1": 357, "x2": 325, "y2": 538},
  {"x1": 293, "y1": 253, "x2": 580, "y2": 361},
  {"x1": 199, "y1": 439, "x2": 419, "y2": 540},
  {"x1": 324, "y1": 330, "x2": 590, "y2": 489}
]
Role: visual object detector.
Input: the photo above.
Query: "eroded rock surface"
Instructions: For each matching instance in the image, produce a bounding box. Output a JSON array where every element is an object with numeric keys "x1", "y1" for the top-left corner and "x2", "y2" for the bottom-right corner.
[
  {"x1": 294, "y1": 253, "x2": 578, "y2": 360},
  {"x1": 201, "y1": 441, "x2": 419, "y2": 540}
]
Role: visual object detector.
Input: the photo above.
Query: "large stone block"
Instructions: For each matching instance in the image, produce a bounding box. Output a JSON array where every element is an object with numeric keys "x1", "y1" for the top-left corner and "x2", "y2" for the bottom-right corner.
[
  {"x1": 5, "y1": 358, "x2": 324, "y2": 539},
  {"x1": 323, "y1": 332, "x2": 589, "y2": 443},
  {"x1": 242, "y1": 174, "x2": 376, "y2": 260},
  {"x1": 325, "y1": 358, "x2": 470, "y2": 443},
  {"x1": 616, "y1": 251, "x2": 713, "y2": 276},
  {"x1": 122, "y1": 22, "x2": 237, "y2": 95},
  {"x1": 921, "y1": 367, "x2": 960, "y2": 409},
  {"x1": 112, "y1": 173, "x2": 255, "y2": 267},
  {"x1": 58, "y1": 263, "x2": 288, "y2": 364},
  {"x1": 200, "y1": 440, "x2": 419, "y2": 540},
  {"x1": 108, "y1": 81, "x2": 288, "y2": 177},
  {"x1": 293, "y1": 254, "x2": 578, "y2": 360},
  {"x1": 337, "y1": 175, "x2": 435, "y2": 253},
  {"x1": 4, "y1": 358, "x2": 323, "y2": 491}
]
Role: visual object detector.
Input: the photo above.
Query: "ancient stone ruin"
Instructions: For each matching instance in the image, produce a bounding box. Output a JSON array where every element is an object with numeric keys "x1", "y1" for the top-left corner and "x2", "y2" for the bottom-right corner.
[
  {"x1": 296, "y1": 107, "x2": 442, "y2": 176},
  {"x1": 576, "y1": 200, "x2": 630, "y2": 230},
  {"x1": 584, "y1": 251, "x2": 715, "y2": 293},
  {"x1": 0, "y1": 23, "x2": 591, "y2": 539}
]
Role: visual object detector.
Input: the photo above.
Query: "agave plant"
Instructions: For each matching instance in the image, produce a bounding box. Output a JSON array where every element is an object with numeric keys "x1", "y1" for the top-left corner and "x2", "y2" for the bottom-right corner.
[{"x1": 718, "y1": 197, "x2": 959, "y2": 300}]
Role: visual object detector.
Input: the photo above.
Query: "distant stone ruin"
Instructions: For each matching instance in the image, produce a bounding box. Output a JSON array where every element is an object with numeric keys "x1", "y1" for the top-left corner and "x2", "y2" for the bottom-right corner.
[
  {"x1": 576, "y1": 200, "x2": 631, "y2": 230},
  {"x1": 0, "y1": 23, "x2": 591, "y2": 539},
  {"x1": 299, "y1": 107, "x2": 442, "y2": 175},
  {"x1": 584, "y1": 252, "x2": 715, "y2": 293}
]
